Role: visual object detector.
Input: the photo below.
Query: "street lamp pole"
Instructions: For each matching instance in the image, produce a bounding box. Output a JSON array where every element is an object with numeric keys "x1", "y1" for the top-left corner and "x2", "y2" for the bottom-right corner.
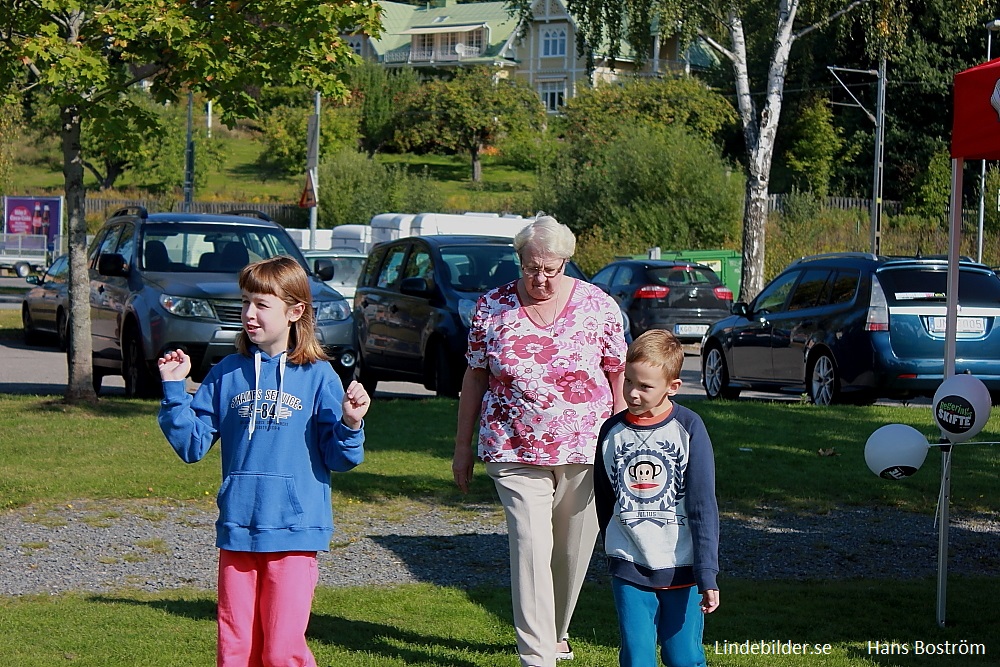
[{"x1": 977, "y1": 20, "x2": 1000, "y2": 263}]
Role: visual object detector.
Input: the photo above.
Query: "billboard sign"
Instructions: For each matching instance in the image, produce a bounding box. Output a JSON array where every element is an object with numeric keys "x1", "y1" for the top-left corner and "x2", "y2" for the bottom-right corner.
[{"x1": 3, "y1": 196, "x2": 64, "y2": 248}]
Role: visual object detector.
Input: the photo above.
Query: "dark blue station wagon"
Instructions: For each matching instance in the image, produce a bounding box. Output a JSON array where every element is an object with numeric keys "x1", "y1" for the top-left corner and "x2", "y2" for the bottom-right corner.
[{"x1": 701, "y1": 253, "x2": 1000, "y2": 405}]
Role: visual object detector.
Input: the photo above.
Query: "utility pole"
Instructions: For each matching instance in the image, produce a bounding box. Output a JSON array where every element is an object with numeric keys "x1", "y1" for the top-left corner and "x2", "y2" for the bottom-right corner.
[
  {"x1": 183, "y1": 91, "x2": 195, "y2": 213},
  {"x1": 829, "y1": 62, "x2": 887, "y2": 255},
  {"x1": 306, "y1": 92, "x2": 321, "y2": 250}
]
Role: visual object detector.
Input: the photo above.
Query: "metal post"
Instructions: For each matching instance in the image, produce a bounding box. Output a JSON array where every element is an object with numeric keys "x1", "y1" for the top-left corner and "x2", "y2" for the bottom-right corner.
[
  {"x1": 309, "y1": 92, "x2": 321, "y2": 250},
  {"x1": 870, "y1": 58, "x2": 886, "y2": 256},
  {"x1": 183, "y1": 92, "x2": 195, "y2": 213},
  {"x1": 936, "y1": 157, "x2": 964, "y2": 628},
  {"x1": 978, "y1": 22, "x2": 1000, "y2": 263}
]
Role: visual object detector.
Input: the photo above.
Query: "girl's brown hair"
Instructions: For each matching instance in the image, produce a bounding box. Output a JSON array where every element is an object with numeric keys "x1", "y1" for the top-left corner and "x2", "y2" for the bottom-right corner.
[{"x1": 236, "y1": 256, "x2": 328, "y2": 365}]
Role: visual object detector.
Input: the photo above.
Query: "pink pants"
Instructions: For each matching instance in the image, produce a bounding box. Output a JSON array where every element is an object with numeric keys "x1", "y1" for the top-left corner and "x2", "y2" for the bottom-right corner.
[{"x1": 217, "y1": 549, "x2": 319, "y2": 667}]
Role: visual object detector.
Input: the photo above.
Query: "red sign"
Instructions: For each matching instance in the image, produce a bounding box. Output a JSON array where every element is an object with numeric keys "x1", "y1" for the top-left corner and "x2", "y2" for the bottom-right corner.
[
  {"x1": 299, "y1": 171, "x2": 317, "y2": 209},
  {"x1": 951, "y1": 58, "x2": 1000, "y2": 160}
]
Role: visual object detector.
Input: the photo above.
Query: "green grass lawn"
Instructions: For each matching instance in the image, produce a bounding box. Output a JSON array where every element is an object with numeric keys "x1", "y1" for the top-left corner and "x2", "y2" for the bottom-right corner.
[{"x1": 3, "y1": 303, "x2": 1000, "y2": 665}]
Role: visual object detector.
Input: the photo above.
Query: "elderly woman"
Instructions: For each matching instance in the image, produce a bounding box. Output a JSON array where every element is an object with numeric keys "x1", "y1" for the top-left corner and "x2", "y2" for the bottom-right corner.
[{"x1": 453, "y1": 216, "x2": 627, "y2": 667}]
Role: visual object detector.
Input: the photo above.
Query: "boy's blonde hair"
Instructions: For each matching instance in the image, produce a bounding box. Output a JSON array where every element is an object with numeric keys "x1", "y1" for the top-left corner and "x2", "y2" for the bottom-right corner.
[
  {"x1": 236, "y1": 256, "x2": 328, "y2": 365},
  {"x1": 626, "y1": 329, "x2": 684, "y2": 382}
]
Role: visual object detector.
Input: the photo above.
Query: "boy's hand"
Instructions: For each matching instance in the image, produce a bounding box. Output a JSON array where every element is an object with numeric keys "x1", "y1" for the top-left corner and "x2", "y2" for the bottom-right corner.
[
  {"x1": 341, "y1": 380, "x2": 370, "y2": 430},
  {"x1": 158, "y1": 349, "x2": 191, "y2": 382},
  {"x1": 700, "y1": 589, "x2": 720, "y2": 614}
]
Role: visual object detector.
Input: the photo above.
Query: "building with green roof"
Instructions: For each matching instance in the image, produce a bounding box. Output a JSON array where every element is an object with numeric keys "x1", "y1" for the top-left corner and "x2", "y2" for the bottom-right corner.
[{"x1": 346, "y1": 0, "x2": 717, "y2": 112}]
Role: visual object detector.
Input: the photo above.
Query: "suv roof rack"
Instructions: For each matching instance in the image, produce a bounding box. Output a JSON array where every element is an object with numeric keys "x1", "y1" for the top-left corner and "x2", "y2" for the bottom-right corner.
[
  {"x1": 222, "y1": 209, "x2": 273, "y2": 222},
  {"x1": 110, "y1": 205, "x2": 148, "y2": 220},
  {"x1": 794, "y1": 251, "x2": 878, "y2": 263}
]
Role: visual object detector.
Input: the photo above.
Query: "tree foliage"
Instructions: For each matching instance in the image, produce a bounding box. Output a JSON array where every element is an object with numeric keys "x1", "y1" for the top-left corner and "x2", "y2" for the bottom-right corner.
[
  {"x1": 255, "y1": 102, "x2": 361, "y2": 176},
  {"x1": 0, "y1": 95, "x2": 21, "y2": 193},
  {"x1": 348, "y1": 61, "x2": 421, "y2": 157},
  {"x1": 561, "y1": 75, "x2": 737, "y2": 145},
  {"x1": 783, "y1": 97, "x2": 845, "y2": 199},
  {"x1": 396, "y1": 67, "x2": 545, "y2": 181},
  {"x1": 536, "y1": 123, "x2": 744, "y2": 252},
  {"x1": 0, "y1": 0, "x2": 382, "y2": 403}
]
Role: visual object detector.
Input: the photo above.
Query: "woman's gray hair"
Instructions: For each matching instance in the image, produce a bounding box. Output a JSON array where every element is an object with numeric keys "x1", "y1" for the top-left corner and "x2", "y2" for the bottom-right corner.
[{"x1": 513, "y1": 215, "x2": 576, "y2": 259}]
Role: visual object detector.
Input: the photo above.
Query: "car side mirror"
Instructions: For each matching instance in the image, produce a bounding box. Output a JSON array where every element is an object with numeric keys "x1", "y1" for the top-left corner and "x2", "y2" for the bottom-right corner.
[
  {"x1": 25, "y1": 275, "x2": 39, "y2": 285},
  {"x1": 400, "y1": 276, "x2": 432, "y2": 297},
  {"x1": 313, "y1": 258, "x2": 334, "y2": 282},
  {"x1": 97, "y1": 253, "x2": 130, "y2": 277},
  {"x1": 732, "y1": 302, "x2": 750, "y2": 317}
]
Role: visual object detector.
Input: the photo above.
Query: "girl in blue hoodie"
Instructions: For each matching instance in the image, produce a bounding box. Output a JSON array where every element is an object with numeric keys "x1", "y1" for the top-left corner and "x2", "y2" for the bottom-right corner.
[{"x1": 157, "y1": 255, "x2": 370, "y2": 667}]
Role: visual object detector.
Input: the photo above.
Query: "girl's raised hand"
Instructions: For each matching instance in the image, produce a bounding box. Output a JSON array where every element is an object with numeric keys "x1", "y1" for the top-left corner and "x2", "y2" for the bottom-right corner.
[
  {"x1": 157, "y1": 349, "x2": 192, "y2": 382},
  {"x1": 341, "y1": 380, "x2": 370, "y2": 429}
]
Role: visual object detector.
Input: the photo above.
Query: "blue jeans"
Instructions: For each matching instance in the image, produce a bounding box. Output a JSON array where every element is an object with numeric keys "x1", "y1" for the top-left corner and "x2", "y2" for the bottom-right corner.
[{"x1": 611, "y1": 577, "x2": 707, "y2": 667}]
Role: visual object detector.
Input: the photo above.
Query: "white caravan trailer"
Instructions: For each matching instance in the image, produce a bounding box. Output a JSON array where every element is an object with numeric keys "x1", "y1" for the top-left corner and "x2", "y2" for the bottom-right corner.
[{"x1": 369, "y1": 212, "x2": 530, "y2": 247}]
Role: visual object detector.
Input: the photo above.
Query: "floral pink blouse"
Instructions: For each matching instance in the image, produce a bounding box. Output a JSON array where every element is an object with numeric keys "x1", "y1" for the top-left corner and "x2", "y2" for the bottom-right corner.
[{"x1": 466, "y1": 278, "x2": 627, "y2": 466}]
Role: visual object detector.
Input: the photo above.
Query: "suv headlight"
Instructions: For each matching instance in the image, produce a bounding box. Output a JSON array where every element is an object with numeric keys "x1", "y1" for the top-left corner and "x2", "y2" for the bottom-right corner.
[
  {"x1": 159, "y1": 294, "x2": 215, "y2": 319},
  {"x1": 315, "y1": 299, "x2": 352, "y2": 323},
  {"x1": 458, "y1": 298, "x2": 477, "y2": 328}
]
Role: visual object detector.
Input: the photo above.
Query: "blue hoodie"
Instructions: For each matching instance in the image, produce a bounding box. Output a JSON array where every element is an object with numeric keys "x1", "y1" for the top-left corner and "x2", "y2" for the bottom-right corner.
[{"x1": 158, "y1": 348, "x2": 364, "y2": 553}]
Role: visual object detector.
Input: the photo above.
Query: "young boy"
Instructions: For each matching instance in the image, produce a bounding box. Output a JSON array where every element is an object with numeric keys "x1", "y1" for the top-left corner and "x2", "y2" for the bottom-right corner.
[{"x1": 595, "y1": 329, "x2": 720, "y2": 667}]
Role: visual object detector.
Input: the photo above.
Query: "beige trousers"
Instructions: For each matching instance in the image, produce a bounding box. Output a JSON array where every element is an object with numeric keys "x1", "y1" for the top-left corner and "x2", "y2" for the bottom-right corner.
[{"x1": 486, "y1": 462, "x2": 599, "y2": 667}]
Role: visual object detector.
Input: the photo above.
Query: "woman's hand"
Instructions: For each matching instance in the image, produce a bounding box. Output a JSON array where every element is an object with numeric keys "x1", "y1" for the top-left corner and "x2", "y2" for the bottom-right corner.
[
  {"x1": 452, "y1": 442, "x2": 475, "y2": 493},
  {"x1": 157, "y1": 349, "x2": 191, "y2": 382}
]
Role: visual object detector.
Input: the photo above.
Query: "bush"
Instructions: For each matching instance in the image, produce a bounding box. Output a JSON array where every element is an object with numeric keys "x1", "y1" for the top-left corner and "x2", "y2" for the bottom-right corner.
[
  {"x1": 536, "y1": 123, "x2": 743, "y2": 251},
  {"x1": 256, "y1": 104, "x2": 360, "y2": 176},
  {"x1": 317, "y1": 149, "x2": 444, "y2": 227}
]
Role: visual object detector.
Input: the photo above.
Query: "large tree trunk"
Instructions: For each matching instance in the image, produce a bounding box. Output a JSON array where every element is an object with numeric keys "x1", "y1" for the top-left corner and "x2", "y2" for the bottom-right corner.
[
  {"x1": 727, "y1": 2, "x2": 797, "y2": 302},
  {"x1": 470, "y1": 143, "x2": 482, "y2": 182},
  {"x1": 62, "y1": 105, "x2": 97, "y2": 404}
]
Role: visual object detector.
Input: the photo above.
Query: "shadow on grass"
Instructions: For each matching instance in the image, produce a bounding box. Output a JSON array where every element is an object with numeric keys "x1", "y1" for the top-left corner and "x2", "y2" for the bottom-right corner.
[
  {"x1": 87, "y1": 594, "x2": 216, "y2": 622},
  {"x1": 308, "y1": 614, "x2": 495, "y2": 667}
]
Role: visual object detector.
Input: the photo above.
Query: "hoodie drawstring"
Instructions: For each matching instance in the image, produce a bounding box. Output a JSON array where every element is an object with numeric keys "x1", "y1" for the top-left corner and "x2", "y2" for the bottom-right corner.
[{"x1": 249, "y1": 349, "x2": 287, "y2": 442}]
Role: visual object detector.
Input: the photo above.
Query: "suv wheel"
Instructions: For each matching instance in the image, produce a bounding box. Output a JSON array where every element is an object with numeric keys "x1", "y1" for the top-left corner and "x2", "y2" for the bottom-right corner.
[
  {"x1": 354, "y1": 353, "x2": 379, "y2": 395},
  {"x1": 123, "y1": 330, "x2": 161, "y2": 399},
  {"x1": 703, "y1": 345, "x2": 740, "y2": 400},
  {"x1": 431, "y1": 341, "x2": 460, "y2": 399},
  {"x1": 808, "y1": 352, "x2": 838, "y2": 406}
]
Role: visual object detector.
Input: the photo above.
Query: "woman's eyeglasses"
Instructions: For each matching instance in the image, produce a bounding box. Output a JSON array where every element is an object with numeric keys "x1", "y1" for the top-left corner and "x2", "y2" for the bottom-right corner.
[{"x1": 520, "y1": 259, "x2": 566, "y2": 277}]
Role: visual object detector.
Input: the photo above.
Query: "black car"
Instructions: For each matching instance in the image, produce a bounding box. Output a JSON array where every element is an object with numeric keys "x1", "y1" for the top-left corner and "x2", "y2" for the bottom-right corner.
[
  {"x1": 590, "y1": 259, "x2": 733, "y2": 342},
  {"x1": 22, "y1": 254, "x2": 70, "y2": 350},
  {"x1": 701, "y1": 252, "x2": 1000, "y2": 405},
  {"x1": 86, "y1": 207, "x2": 356, "y2": 397},
  {"x1": 352, "y1": 235, "x2": 592, "y2": 398}
]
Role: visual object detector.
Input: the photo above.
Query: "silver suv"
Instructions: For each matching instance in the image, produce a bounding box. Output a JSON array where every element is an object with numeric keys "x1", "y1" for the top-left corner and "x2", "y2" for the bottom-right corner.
[{"x1": 86, "y1": 207, "x2": 356, "y2": 397}]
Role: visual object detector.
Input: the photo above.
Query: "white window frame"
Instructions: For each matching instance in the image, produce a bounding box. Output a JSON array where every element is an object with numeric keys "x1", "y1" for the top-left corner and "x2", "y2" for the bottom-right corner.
[
  {"x1": 539, "y1": 80, "x2": 566, "y2": 113},
  {"x1": 541, "y1": 26, "x2": 567, "y2": 57}
]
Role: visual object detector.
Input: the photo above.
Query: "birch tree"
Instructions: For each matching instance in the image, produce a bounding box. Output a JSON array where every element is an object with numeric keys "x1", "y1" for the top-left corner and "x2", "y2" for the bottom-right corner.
[
  {"x1": 0, "y1": 0, "x2": 381, "y2": 403},
  {"x1": 526, "y1": 0, "x2": 984, "y2": 300}
]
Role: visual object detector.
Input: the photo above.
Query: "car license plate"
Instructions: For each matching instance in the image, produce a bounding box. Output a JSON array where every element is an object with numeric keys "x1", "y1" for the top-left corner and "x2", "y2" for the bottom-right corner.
[
  {"x1": 928, "y1": 317, "x2": 985, "y2": 334},
  {"x1": 675, "y1": 324, "x2": 709, "y2": 336}
]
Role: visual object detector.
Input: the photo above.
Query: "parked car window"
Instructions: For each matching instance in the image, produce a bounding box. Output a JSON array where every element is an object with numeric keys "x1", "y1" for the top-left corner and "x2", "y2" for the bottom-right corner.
[
  {"x1": 139, "y1": 224, "x2": 301, "y2": 273},
  {"x1": 48, "y1": 255, "x2": 69, "y2": 283},
  {"x1": 361, "y1": 245, "x2": 387, "y2": 287},
  {"x1": 650, "y1": 267, "x2": 717, "y2": 286},
  {"x1": 828, "y1": 269, "x2": 860, "y2": 305},
  {"x1": 404, "y1": 249, "x2": 434, "y2": 282},
  {"x1": 611, "y1": 266, "x2": 634, "y2": 287},
  {"x1": 753, "y1": 270, "x2": 798, "y2": 314},
  {"x1": 440, "y1": 244, "x2": 519, "y2": 292},
  {"x1": 377, "y1": 245, "x2": 408, "y2": 288},
  {"x1": 591, "y1": 265, "x2": 617, "y2": 284},
  {"x1": 115, "y1": 223, "x2": 136, "y2": 267},
  {"x1": 94, "y1": 225, "x2": 124, "y2": 264},
  {"x1": 877, "y1": 267, "x2": 1000, "y2": 306},
  {"x1": 787, "y1": 269, "x2": 831, "y2": 311}
]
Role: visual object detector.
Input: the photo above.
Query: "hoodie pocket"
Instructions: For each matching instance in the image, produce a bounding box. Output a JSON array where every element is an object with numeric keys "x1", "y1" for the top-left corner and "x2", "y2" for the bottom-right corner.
[{"x1": 217, "y1": 472, "x2": 305, "y2": 530}]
